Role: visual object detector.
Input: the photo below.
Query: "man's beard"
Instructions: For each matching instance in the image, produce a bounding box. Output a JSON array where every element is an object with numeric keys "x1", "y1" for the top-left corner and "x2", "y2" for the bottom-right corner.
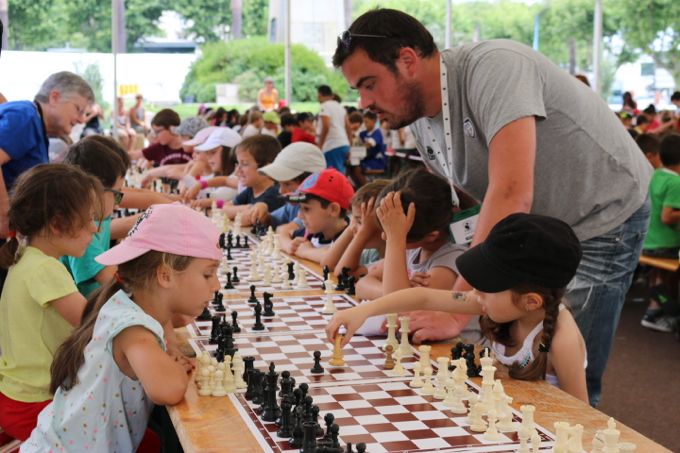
[{"x1": 382, "y1": 78, "x2": 426, "y2": 129}]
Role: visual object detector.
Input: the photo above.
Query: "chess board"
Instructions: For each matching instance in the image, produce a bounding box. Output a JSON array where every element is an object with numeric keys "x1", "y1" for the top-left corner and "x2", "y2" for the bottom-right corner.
[
  {"x1": 189, "y1": 332, "x2": 436, "y2": 386},
  {"x1": 229, "y1": 380, "x2": 555, "y2": 453},
  {"x1": 218, "y1": 249, "x2": 326, "y2": 293},
  {"x1": 187, "y1": 294, "x2": 358, "y2": 337}
]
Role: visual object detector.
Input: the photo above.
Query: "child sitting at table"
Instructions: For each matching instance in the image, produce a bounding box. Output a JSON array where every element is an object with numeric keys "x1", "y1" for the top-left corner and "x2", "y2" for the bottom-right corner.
[
  {"x1": 22, "y1": 204, "x2": 222, "y2": 452},
  {"x1": 326, "y1": 213, "x2": 589, "y2": 403},
  {"x1": 279, "y1": 168, "x2": 354, "y2": 264},
  {"x1": 0, "y1": 165, "x2": 103, "y2": 441},
  {"x1": 321, "y1": 179, "x2": 390, "y2": 276},
  {"x1": 355, "y1": 169, "x2": 466, "y2": 301},
  {"x1": 350, "y1": 110, "x2": 386, "y2": 187}
]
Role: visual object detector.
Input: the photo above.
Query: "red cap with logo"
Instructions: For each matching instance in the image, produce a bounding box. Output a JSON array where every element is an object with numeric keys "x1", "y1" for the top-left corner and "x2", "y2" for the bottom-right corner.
[{"x1": 296, "y1": 168, "x2": 355, "y2": 210}]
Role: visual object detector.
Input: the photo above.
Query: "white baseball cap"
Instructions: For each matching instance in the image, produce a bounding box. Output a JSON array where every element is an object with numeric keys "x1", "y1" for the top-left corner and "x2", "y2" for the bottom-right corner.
[
  {"x1": 259, "y1": 142, "x2": 326, "y2": 182},
  {"x1": 194, "y1": 127, "x2": 243, "y2": 152},
  {"x1": 182, "y1": 126, "x2": 218, "y2": 147}
]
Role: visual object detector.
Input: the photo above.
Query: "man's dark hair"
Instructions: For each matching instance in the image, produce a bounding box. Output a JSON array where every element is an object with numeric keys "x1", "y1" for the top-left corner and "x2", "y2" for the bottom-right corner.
[
  {"x1": 317, "y1": 85, "x2": 333, "y2": 97},
  {"x1": 297, "y1": 112, "x2": 312, "y2": 123},
  {"x1": 660, "y1": 134, "x2": 680, "y2": 167},
  {"x1": 332, "y1": 8, "x2": 437, "y2": 72},
  {"x1": 643, "y1": 104, "x2": 656, "y2": 115},
  {"x1": 280, "y1": 113, "x2": 297, "y2": 128},
  {"x1": 671, "y1": 91, "x2": 680, "y2": 102},
  {"x1": 636, "y1": 115, "x2": 649, "y2": 126},
  {"x1": 636, "y1": 134, "x2": 660, "y2": 155}
]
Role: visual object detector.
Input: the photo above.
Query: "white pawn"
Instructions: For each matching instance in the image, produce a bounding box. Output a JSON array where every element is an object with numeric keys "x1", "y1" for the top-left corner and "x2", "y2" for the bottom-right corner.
[
  {"x1": 296, "y1": 268, "x2": 309, "y2": 288},
  {"x1": 531, "y1": 431, "x2": 541, "y2": 453},
  {"x1": 197, "y1": 368, "x2": 211, "y2": 396},
  {"x1": 223, "y1": 357, "x2": 236, "y2": 393},
  {"x1": 280, "y1": 269, "x2": 291, "y2": 288},
  {"x1": 271, "y1": 266, "x2": 282, "y2": 283},
  {"x1": 233, "y1": 360, "x2": 247, "y2": 389},
  {"x1": 392, "y1": 349, "x2": 406, "y2": 376},
  {"x1": 409, "y1": 362, "x2": 424, "y2": 388},
  {"x1": 249, "y1": 262, "x2": 261, "y2": 281},
  {"x1": 398, "y1": 316, "x2": 414, "y2": 357},
  {"x1": 468, "y1": 401, "x2": 487, "y2": 433},
  {"x1": 443, "y1": 377, "x2": 457, "y2": 406},
  {"x1": 520, "y1": 404, "x2": 536, "y2": 433},
  {"x1": 262, "y1": 264, "x2": 272, "y2": 286},
  {"x1": 418, "y1": 345, "x2": 431, "y2": 369},
  {"x1": 322, "y1": 294, "x2": 336, "y2": 314},
  {"x1": 324, "y1": 279, "x2": 334, "y2": 295},
  {"x1": 517, "y1": 425, "x2": 531, "y2": 453},
  {"x1": 211, "y1": 369, "x2": 227, "y2": 396},
  {"x1": 421, "y1": 367, "x2": 434, "y2": 395},
  {"x1": 482, "y1": 409, "x2": 504, "y2": 441},
  {"x1": 448, "y1": 381, "x2": 467, "y2": 415}
]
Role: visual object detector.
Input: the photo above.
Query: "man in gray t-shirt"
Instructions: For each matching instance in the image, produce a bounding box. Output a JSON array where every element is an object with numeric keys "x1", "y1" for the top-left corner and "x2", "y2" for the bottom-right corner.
[{"x1": 333, "y1": 9, "x2": 651, "y2": 406}]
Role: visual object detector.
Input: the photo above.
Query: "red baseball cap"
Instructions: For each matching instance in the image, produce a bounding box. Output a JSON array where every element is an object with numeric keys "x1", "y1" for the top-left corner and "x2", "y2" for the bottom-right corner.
[{"x1": 295, "y1": 169, "x2": 354, "y2": 210}]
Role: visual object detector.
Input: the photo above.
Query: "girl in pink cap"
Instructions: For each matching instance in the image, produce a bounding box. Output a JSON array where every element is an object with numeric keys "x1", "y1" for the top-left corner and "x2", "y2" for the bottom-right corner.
[{"x1": 23, "y1": 203, "x2": 222, "y2": 452}]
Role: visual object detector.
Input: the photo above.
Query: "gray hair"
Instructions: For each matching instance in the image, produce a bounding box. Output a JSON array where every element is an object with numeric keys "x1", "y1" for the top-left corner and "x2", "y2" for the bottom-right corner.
[{"x1": 34, "y1": 71, "x2": 95, "y2": 104}]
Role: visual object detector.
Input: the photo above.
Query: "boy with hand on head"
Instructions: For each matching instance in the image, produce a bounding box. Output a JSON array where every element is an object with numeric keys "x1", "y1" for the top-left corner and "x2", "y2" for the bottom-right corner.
[
  {"x1": 280, "y1": 169, "x2": 354, "y2": 264},
  {"x1": 246, "y1": 142, "x2": 326, "y2": 228}
]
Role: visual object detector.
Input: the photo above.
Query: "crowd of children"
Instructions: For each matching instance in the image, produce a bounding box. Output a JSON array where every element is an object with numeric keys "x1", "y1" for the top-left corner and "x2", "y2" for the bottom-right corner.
[{"x1": 1, "y1": 73, "x2": 679, "y2": 451}]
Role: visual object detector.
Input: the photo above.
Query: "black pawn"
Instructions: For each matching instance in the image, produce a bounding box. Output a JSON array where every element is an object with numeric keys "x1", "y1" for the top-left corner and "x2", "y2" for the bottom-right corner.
[
  {"x1": 287, "y1": 262, "x2": 295, "y2": 280},
  {"x1": 311, "y1": 406, "x2": 323, "y2": 437},
  {"x1": 227, "y1": 232, "x2": 233, "y2": 248},
  {"x1": 226, "y1": 246, "x2": 233, "y2": 260},
  {"x1": 330, "y1": 423, "x2": 340, "y2": 448},
  {"x1": 263, "y1": 292, "x2": 275, "y2": 317},
  {"x1": 224, "y1": 271, "x2": 234, "y2": 290},
  {"x1": 322, "y1": 413, "x2": 335, "y2": 443},
  {"x1": 244, "y1": 236, "x2": 250, "y2": 248},
  {"x1": 214, "y1": 294, "x2": 226, "y2": 312},
  {"x1": 243, "y1": 356, "x2": 255, "y2": 383},
  {"x1": 196, "y1": 306, "x2": 211, "y2": 321},
  {"x1": 219, "y1": 232, "x2": 226, "y2": 249},
  {"x1": 231, "y1": 310, "x2": 241, "y2": 333},
  {"x1": 248, "y1": 285, "x2": 258, "y2": 303},
  {"x1": 277, "y1": 394, "x2": 294, "y2": 438},
  {"x1": 310, "y1": 351, "x2": 324, "y2": 374},
  {"x1": 301, "y1": 421, "x2": 317, "y2": 453},
  {"x1": 356, "y1": 442, "x2": 366, "y2": 453},
  {"x1": 322, "y1": 266, "x2": 330, "y2": 289},
  {"x1": 334, "y1": 275, "x2": 346, "y2": 291},
  {"x1": 236, "y1": 235, "x2": 242, "y2": 248},
  {"x1": 250, "y1": 370, "x2": 265, "y2": 406},
  {"x1": 345, "y1": 276, "x2": 356, "y2": 296},
  {"x1": 232, "y1": 266, "x2": 240, "y2": 283},
  {"x1": 211, "y1": 291, "x2": 221, "y2": 306},
  {"x1": 279, "y1": 370, "x2": 295, "y2": 397},
  {"x1": 252, "y1": 302, "x2": 265, "y2": 331}
]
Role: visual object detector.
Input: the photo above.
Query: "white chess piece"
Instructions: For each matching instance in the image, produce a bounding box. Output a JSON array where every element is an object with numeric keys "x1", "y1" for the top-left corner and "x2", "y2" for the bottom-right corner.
[
  {"x1": 409, "y1": 362, "x2": 424, "y2": 388},
  {"x1": 262, "y1": 263, "x2": 272, "y2": 286},
  {"x1": 233, "y1": 358, "x2": 247, "y2": 390},
  {"x1": 553, "y1": 421, "x2": 570, "y2": 453},
  {"x1": 418, "y1": 345, "x2": 431, "y2": 370},
  {"x1": 223, "y1": 357, "x2": 236, "y2": 393},
  {"x1": 324, "y1": 279, "x2": 334, "y2": 295},
  {"x1": 398, "y1": 316, "x2": 414, "y2": 357},
  {"x1": 197, "y1": 368, "x2": 211, "y2": 395},
  {"x1": 383, "y1": 313, "x2": 399, "y2": 352},
  {"x1": 468, "y1": 401, "x2": 487, "y2": 433},
  {"x1": 296, "y1": 268, "x2": 309, "y2": 288},
  {"x1": 517, "y1": 425, "x2": 531, "y2": 453},
  {"x1": 602, "y1": 418, "x2": 621, "y2": 453},
  {"x1": 567, "y1": 424, "x2": 584, "y2": 453},
  {"x1": 211, "y1": 369, "x2": 226, "y2": 396},
  {"x1": 496, "y1": 394, "x2": 516, "y2": 432},
  {"x1": 421, "y1": 367, "x2": 434, "y2": 395},
  {"x1": 520, "y1": 404, "x2": 536, "y2": 433},
  {"x1": 433, "y1": 357, "x2": 449, "y2": 400},
  {"x1": 482, "y1": 409, "x2": 504, "y2": 441},
  {"x1": 443, "y1": 377, "x2": 457, "y2": 406},
  {"x1": 617, "y1": 442, "x2": 637, "y2": 452},
  {"x1": 392, "y1": 349, "x2": 406, "y2": 376},
  {"x1": 322, "y1": 294, "x2": 336, "y2": 314},
  {"x1": 281, "y1": 269, "x2": 291, "y2": 288},
  {"x1": 531, "y1": 430, "x2": 541, "y2": 453}
]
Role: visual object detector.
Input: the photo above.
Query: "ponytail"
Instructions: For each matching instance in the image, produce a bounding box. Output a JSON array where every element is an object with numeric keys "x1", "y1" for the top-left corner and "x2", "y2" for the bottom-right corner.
[
  {"x1": 0, "y1": 237, "x2": 19, "y2": 269},
  {"x1": 50, "y1": 279, "x2": 123, "y2": 394}
]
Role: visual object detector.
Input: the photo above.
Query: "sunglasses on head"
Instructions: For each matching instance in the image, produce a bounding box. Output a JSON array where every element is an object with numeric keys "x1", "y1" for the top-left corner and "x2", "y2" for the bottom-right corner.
[
  {"x1": 106, "y1": 188, "x2": 124, "y2": 205},
  {"x1": 338, "y1": 30, "x2": 388, "y2": 50}
]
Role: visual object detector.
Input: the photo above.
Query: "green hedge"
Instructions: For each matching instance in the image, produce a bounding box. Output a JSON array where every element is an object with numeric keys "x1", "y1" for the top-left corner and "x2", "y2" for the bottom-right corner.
[{"x1": 180, "y1": 37, "x2": 353, "y2": 103}]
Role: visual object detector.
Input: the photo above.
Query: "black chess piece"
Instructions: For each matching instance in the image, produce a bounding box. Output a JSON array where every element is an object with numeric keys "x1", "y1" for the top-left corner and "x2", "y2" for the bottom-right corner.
[
  {"x1": 227, "y1": 232, "x2": 234, "y2": 248},
  {"x1": 196, "y1": 306, "x2": 212, "y2": 321},
  {"x1": 211, "y1": 291, "x2": 221, "y2": 306},
  {"x1": 209, "y1": 316, "x2": 220, "y2": 345},
  {"x1": 250, "y1": 370, "x2": 265, "y2": 406},
  {"x1": 287, "y1": 262, "x2": 295, "y2": 280},
  {"x1": 345, "y1": 443, "x2": 354, "y2": 453},
  {"x1": 262, "y1": 292, "x2": 275, "y2": 317},
  {"x1": 226, "y1": 246, "x2": 233, "y2": 260},
  {"x1": 243, "y1": 356, "x2": 255, "y2": 383},
  {"x1": 356, "y1": 443, "x2": 366, "y2": 453},
  {"x1": 252, "y1": 302, "x2": 265, "y2": 331},
  {"x1": 224, "y1": 272, "x2": 234, "y2": 290},
  {"x1": 248, "y1": 285, "x2": 258, "y2": 304},
  {"x1": 322, "y1": 266, "x2": 330, "y2": 289},
  {"x1": 236, "y1": 235, "x2": 242, "y2": 248},
  {"x1": 219, "y1": 323, "x2": 236, "y2": 357},
  {"x1": 219, "y1": 232, "x2": 226, "y2": 249},
  {"x1": 310, "y1": 351, "x2": 324, "y2": 374},
  {"x1": 334, "y1": 272, "x2": 346, "y2": 291},
  {"x1": 277, "y1": 394, "x2": 294, "y2": 438},
  {"x1": 298, "y1": 382, "x2": 309, "y2": 400},
  {"x1": 279, "y1": 370, "x2": 295, "y2": 397},
  {"x1": 301, "y1": 421, "x2": 317, "y2": 453},
  {"x1": 345, "y1": 276, "x2": 356, "y2": 296},
  {"x1": 231, "y1": 310, "x2": 241, "y2": 333},
  {"x1": 330, "y1": 423, "x2": 340, "y2": 448},
  {"x1": 322, "y1": 413, "x2": 335, "y2": 444},
  {"x1": 214, "y1": 294, "x2": 226, "y2": 312},
  {"x1": 311, "y1": 406, "x2": 323, "y2": 437},
  {"x1": 244, "y1": 236, "x2": 250, "y2": 248},
  {"x1": 290, "y1": 416, "x2": 304, "y2": 449},
  {"x1": 261, "y1": 364, "x2": 280, "y2": 422},
  {"x1": 451, "y1": 341, "x2": 465, "y2": 360},
  {"x1": 232, "y1": 266, "x2": 240, "y2": 283}
]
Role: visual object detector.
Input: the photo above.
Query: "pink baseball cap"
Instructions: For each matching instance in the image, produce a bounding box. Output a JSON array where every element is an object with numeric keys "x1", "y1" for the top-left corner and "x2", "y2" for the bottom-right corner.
[{"x1": 96, "y1": 203, "x2": 222, "y2": 265}]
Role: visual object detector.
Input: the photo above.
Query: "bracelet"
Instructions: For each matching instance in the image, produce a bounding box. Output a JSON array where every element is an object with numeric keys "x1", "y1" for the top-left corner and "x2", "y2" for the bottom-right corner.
[
  {"x1": 200, "y1": 180, "x2": 209, "y2": 190},
  {"x1": 215, "y1": 199, "x2": 225, "y2": 209}
]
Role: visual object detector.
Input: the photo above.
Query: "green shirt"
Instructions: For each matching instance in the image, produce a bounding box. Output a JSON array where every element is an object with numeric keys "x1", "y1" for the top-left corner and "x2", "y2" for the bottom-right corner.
[
  {"x1": 60, "y1": 217, "x2": 111, "y2": 297},
  {"x1": 0, "y1": 247, "x2": 78, "y2": 402},
  {"x1": 644, "y1": 168, "x2": 680, "y2": 250}
]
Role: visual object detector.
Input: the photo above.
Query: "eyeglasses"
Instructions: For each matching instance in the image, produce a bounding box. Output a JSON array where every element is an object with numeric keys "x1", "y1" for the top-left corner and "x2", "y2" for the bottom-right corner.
[
  {"x1": 338, "y1": 30, "x2": 388, "y2": 50},
  {"x1": 106, "y1": 188, "x2": 124, "y2": 205},
  {"x1": 65, "y1": 100, "x2": 88, "y2": 118}
]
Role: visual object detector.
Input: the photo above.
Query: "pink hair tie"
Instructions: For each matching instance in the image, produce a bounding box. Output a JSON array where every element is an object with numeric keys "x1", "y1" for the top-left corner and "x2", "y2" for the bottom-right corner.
[{"x1": 215, "y1": 199, "x2": 225, "y2": 209}]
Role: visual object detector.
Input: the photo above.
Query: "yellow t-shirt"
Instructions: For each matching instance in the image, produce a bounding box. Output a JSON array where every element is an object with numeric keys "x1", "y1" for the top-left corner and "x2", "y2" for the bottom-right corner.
[{"x1": 0, "y1": 246, "x2": 78, "y2": 402}]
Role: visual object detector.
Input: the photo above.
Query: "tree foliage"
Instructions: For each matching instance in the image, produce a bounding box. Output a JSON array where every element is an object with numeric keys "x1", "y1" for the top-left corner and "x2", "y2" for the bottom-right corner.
[{"x1": 180, "y1": 37, "x2": 349, "y2": 103}]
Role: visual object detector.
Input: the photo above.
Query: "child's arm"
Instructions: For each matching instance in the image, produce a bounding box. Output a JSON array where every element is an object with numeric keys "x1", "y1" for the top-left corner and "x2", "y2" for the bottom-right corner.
[
  {"x1": 276, "y1": 221, "x2": 302, "y2": 254},
  {"x1": 548, "y1": 310, "x2": 589, "y2": 403},
  {"x1": 421, "y1": 266, "x2": 458, "y2": 291},
  {"x1": 110, "y1": 214, "x2": 141, "y2": 240},
  {"x1": 378, "y1": 191, "x2": 415, "y2": 294},
  {"x1": 293, "y1": 241, "x2": 327, "y2": 264},
  {"x1": 355, "y1": 260, "x2": 385, "y2": 300},
  {"x1": 661, "y1": 206, "x2": 680, "y2": 225},
  {"x1": 322, "y1": 217, "x2": 358, "y2": 272},
  {"x1": 51, "y1": 292, "x2": 88, "y2": 327},
  {"x1": 223, "y1": 203, "x2": 250, "y2": 219},
  {"x1": 114, "y1": 325, "x2": 189, "y2": 405},
  {"x1": 120, "y1": 188, "x2": 173, "y2": 210},
  {"x1": 333, "y1": 198, "x2": 381, "y2": 276},
  {"x1": 326, "y1": 287, "x2": 481, "y2": 346}
]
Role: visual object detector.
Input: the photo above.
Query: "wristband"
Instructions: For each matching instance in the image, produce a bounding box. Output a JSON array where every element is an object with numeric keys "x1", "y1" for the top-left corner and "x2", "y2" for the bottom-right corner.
[
  {"x1": 200, "y1": 180, "x2": 209, "y2": 190},
  {"x1": 215, "y1": 199, "x2": 225, "y2": 209}
]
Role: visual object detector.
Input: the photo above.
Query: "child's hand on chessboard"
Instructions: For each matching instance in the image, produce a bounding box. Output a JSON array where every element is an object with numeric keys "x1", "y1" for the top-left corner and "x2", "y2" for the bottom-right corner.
[
  {"x1": 376, "y1": 191, "x2": 415, "y2": 241},
  {"x1": 326, "y1": 305, "x2": 371, "y2": 347}
]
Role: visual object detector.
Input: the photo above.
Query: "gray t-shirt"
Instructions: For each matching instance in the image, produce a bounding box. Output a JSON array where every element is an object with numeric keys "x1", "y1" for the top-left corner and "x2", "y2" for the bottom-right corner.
[
  {"x1": 406, "y1": 242, "x2": 467, "y2": 275},
  {"x1": 410, "y1": 40, "x2": 652, "y2": 241}
]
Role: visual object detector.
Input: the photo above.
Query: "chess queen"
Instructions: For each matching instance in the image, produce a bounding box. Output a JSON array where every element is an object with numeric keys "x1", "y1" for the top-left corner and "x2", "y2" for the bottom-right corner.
[
  {"x1": 22, "y1": 204, "x2": 223, "y2": 452},
  {"x1": 327, "y1": 213, "x2": 589, "y2": 403}
]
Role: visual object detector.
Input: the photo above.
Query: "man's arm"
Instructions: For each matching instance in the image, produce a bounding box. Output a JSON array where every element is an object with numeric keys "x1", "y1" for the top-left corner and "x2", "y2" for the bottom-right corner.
[
  {"x1": 407, "y1": 116, "x2": 537, "y2": 343},
  {"x1": 0, "y1": 149, "x2": 11, "y2": 237},
  {"x1": 318, "y1": 116, "x2": 331, "y2": 150}
]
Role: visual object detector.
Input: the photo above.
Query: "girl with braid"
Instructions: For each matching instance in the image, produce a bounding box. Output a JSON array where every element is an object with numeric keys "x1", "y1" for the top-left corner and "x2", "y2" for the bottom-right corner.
[{"x1": 326, "y1": 213, "x2": 589, "y2": 403}]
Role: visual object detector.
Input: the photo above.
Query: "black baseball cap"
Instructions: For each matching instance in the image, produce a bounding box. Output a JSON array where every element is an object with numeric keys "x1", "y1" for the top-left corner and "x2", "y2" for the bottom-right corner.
[{"x1": 456, "y1": 213, "x2": 582, "y2": 293}]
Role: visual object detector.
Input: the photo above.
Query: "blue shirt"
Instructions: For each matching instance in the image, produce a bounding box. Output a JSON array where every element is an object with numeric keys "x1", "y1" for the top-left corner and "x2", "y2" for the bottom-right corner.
[
  {"x1": 233, "y1": 184, "x2": 285, "y2": 211},
  {"x1": 0, "y1": 101, "x2": 49, "y2": 191},
  {"x1": 359, "y1": 127, "x2": 386, "y2": 170},
  {"x1": 60, "y1": 217, "x2": 112, "y2": 297},
  {"x1": 270, "y1": 203, "x2": 302, "y2": 228}
]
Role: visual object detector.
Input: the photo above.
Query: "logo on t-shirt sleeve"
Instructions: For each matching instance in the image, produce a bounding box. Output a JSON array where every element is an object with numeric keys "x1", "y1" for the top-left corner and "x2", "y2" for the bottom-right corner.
[{"x1": 463, "y1": 118, "x2": 476, "y2": 138}]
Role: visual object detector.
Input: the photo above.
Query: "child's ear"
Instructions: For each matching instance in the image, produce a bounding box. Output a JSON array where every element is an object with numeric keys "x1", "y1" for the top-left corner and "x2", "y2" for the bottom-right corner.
[
  {"x1": 156, "y1": 264, "x2": 175, "y2": 289},
  {"x1": 329, "y1": 202, "x2": 342, "y2": 217},
  {"x1": 521, "y1": 292, "x2": 544, "y2": 311}
]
